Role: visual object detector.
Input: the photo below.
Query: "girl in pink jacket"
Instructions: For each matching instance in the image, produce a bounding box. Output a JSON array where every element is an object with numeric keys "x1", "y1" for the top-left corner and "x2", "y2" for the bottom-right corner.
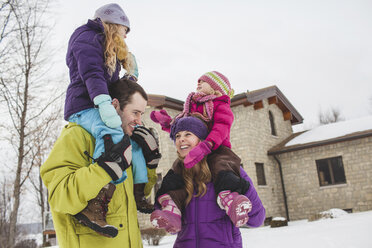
[{"x1": 150, "y1": 71, "x2": 253, "y2": 233}]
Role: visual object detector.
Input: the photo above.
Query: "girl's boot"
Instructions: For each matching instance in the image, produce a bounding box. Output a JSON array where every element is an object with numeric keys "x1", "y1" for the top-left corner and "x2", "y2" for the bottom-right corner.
[
  {"x1": 217, "y1": 190, "x2": 252, "y2": 227},
  {"x1": 74, "y1": 183, "x2": 118, "y2": 237},
  {"x1": 150, "y1": 194, "x2": 181, "y2": 234}
]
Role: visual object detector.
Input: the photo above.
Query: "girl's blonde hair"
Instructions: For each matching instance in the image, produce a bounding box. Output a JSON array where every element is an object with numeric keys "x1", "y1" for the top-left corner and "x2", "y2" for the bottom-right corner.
[
  {"x1": 102, "y1": 22, "x2": 135, "y2": 76},
  {"x1": 180, "y1": 154, "x2": 212, "y2": 206}
]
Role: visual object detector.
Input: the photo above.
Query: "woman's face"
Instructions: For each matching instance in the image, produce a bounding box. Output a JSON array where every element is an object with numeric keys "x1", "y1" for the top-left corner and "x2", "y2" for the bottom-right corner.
[{"x1": 175, "y1": 131, "x2": 200, "y2": 158}]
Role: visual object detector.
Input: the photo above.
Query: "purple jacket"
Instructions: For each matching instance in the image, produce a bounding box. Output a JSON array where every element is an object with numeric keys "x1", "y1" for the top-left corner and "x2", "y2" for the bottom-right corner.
[
  {"x1": 64, "y1": 19, "x2": 120, "y2": 120},
  {"x1": 173, "y1": 168, "x2": 265, "y2": 248}
]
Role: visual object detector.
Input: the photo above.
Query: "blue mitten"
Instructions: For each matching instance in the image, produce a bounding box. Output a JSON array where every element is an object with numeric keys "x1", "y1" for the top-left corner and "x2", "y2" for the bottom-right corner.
[
  {"x1": 93, "y1": 94, "x2": 122, "y2": 128},
  {"x1": 130, "y1": 52, "x2": 139, "y2": 79},
  {"x1": 183, "y1": 140, "x2": 212, "y2": 168}
]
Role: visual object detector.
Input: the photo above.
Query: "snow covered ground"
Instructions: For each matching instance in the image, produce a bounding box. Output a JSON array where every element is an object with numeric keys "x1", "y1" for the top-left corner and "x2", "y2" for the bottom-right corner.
[
  {"x1": 34, "y1": 209, "x2": 372, "y2": 247},
  {"x1": 143, "y1": 210, "x2": 372, "y2": 248}
]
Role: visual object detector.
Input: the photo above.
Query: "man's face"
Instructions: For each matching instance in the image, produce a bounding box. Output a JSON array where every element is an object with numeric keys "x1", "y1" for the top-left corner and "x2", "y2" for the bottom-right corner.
[{"x1": 116, "y1": 92, "x2": 147, "y2": 136}]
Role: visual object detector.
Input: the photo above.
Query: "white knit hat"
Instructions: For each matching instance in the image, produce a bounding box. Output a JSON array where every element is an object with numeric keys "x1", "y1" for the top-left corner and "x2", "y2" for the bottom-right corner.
[{"x1": 94, "y1": 3, "x2": 130, "y2": 32}]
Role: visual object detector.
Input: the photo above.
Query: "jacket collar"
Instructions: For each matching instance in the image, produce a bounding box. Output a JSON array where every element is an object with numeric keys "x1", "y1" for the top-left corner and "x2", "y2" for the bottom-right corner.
[
  {"x1": 214, "y1": 95, "x2": 230, "y2": 103},
  {"x1": 86, "y1": 18, "x2": 104, "y2": 33}
]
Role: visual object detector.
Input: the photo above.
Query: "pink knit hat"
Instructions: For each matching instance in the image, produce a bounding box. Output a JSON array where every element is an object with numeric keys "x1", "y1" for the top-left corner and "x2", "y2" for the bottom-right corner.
[{"x1": 198, "y1": 71, "x2": 234, "y2": 98}]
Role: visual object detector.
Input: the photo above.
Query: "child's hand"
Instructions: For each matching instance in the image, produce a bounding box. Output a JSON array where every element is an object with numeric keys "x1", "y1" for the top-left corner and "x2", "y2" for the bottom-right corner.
[
  {"x1": 150, "y1": 110, "x2": 172, "y2": 133},
  {"x1": 93, "y1": 94, "x2": 122, "y2": 128},
  {"x1": 129, "y1": 52, "x2": 139, "y2": 79},
  {"x1": 183, "y1": 140, "x2": 212, "y2": 168}
]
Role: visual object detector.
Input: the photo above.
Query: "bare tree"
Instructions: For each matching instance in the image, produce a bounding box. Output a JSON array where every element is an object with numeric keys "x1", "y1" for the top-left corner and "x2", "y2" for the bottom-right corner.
[
  {"x1": 0, "y1": 0, "x2": 63, "y2": 246},
  {"x1": 318, "y1": 107, "x2": 344, "y2": 125},
  {"x1": 0, "y1": 0, "x2": 15, "y2": 60},
  {"x1": 0, "y1": 178, "x2": 12, "y2": 247},
  {"x1": 27, "y1": 108, "x2": 61, "y2": 237}
]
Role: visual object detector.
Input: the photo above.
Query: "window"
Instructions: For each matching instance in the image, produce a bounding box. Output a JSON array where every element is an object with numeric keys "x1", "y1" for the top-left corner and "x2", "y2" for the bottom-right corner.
[
  {"x1": 255, "y1": 163, "x2": 267, "y2": 185},
  {"x1": 269, "y1": 111, "x2": 277, "y2": 136},
  {"x1": 316, "y1": 156, "x2": 346, "y2": 186}
]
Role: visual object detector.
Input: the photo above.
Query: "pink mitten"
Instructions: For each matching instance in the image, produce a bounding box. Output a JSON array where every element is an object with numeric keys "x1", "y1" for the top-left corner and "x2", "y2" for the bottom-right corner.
[
  {"x1": 183, "y1": 141, "x2": 212, "y2": 168},
  {"x1": 150, "y1": 110, "x2": 172, "y2": 133}
]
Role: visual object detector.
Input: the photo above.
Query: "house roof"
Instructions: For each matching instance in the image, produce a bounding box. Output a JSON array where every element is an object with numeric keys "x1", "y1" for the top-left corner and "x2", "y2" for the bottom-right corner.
[
  {"x1": 148, "y1": 85, "x2": 303, "y2": 125},
  {"x1": 230, "y1": 85, "x2": 303, "y2": 125},
  {"x1": 268, "y1": 115, "x2": 372, "y2": 155},
  {"x1": 147, "y1": 94, "x2": 184, "y2": 111}
]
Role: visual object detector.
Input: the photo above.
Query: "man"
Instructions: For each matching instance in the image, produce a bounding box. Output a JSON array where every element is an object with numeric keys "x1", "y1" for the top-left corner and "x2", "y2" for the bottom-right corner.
[{"x1": 41, "y1": 78, "x2": 157, "y2": 247}]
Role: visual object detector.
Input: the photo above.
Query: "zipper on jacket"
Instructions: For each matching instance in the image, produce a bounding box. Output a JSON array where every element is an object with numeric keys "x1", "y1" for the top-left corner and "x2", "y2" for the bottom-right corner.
[{"x1": 195, "y1": 195, "x2": 199, "y2": 248}]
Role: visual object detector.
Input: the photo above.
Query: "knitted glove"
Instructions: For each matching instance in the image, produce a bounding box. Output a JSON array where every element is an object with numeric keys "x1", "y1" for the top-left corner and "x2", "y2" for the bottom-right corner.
[
  {"x1": 131, "y1": 126, "x2": 161, "y2": 169},
  {"x1": 150, "y1": 109, "x2": 172, "y2": 133},
  {"x1": 96, "y1": 134, "x2": 132, "y2": 181},
  {"x1": 121, "y1": 53, "x2": 139, "y2": 82},
  {"x1": 130, "y1": 52, "x2": 139, "y2": 79},
  {"x1": 93, "y1": 94, "x2": 122, "y2": 128},
  {"x1": 183, "y1": 140, "x2": 212, "y2": 168}
]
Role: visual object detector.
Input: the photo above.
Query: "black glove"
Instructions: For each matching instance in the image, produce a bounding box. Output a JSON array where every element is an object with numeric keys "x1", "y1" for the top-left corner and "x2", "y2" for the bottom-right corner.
[
  {"x1": 155, "y1": 169, "x2": 185, "y2": 203},
  {"x1": 214, "y1": 170, "x2": 250, "y2": 195},
  {"x1": 96, "y1": 134, "x2": 132, "y2": 181},
  {"x1": 131, "y1": 126, "x2": 161, "y2": 169}
]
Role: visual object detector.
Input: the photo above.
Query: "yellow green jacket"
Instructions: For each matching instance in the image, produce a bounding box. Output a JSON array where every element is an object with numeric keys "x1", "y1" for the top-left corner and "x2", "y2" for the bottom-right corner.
[{"x1": 41, "y1": 123, "x2": 156, "y2": 248}]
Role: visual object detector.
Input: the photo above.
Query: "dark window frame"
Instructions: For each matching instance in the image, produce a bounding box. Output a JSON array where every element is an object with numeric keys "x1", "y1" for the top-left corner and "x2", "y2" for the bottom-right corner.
[
  {"x1": 316, "y1": 156, "x2": 346, "y2": 187},
  {"x1": 269, "y1": 111, "x2": 277, "y2": 136},
  {"x1": 255, "y1": 162, "x2": 267, "y2": 186}
]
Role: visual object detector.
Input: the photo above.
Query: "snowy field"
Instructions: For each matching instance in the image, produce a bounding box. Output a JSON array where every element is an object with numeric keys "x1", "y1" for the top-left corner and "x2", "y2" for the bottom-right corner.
[
  {"x1": 32, "y1": 210, "x2": 372, "y2": 247},
  {"x1": 143, "y1": 210, "x2": 372, "y2": 248}
]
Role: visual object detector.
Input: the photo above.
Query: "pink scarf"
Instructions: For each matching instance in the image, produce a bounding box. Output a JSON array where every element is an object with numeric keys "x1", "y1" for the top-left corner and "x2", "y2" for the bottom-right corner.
[{"x1": 175, "y1": 92, "x2": 217, "y2": 122}]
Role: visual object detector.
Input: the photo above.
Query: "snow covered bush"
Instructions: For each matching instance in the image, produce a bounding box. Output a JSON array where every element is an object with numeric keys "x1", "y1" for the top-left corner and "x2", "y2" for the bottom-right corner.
[
  {"x1": 308, "y1": 208, "x2": 348, "y2": 222},
  {"x1": 141, "y1": 228, "x2": 167, "y2": 246}
]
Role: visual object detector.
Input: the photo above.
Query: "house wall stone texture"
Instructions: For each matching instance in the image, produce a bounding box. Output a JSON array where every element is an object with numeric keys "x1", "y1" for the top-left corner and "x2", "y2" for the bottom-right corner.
[
  {"x1": 229, "y1": 99, "x2": 293, "y2": 220},
  {"x1": 276, "y1": 136, "x2": 372, "y2": 220}
]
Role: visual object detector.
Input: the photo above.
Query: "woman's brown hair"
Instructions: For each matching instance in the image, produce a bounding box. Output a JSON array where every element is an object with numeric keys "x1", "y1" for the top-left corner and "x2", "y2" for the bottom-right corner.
[{"x1": 179, "y1": 154, "x2": 212, "y2": 206}]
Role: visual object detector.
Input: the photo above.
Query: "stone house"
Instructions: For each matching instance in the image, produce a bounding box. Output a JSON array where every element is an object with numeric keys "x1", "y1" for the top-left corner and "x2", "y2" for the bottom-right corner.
[
  {"x1": 138, "y1": 85, "x2": 372, "y2": 226},
  {"x1": 268, "y1": 116, "x2": 372, "y2": 220}
]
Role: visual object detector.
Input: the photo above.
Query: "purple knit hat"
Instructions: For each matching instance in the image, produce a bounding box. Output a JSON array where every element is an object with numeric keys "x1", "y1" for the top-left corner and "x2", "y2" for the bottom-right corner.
[
  {"x1": 170, "y1": 116, "x2": 208, "y2": 141},
  {"x1": 198, "y1": 71, "x2": 234, "y2": 98}
]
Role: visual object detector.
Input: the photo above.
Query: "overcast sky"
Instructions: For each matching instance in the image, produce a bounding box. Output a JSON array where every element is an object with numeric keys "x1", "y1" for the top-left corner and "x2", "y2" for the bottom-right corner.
[{"x1": 52, "y1": 0, "x2": 372, "y2": 131}]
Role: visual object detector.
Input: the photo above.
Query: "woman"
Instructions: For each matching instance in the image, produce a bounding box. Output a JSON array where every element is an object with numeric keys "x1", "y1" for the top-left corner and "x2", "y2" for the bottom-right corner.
[{"x1": 152, "y1": 116, "x2": 266, "y2": 247}]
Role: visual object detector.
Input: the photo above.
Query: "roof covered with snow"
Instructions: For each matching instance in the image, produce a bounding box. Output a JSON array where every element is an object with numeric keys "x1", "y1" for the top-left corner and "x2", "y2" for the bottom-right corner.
[{"x1": 268, "y1": 115, "x2": 372, "y2": 155}]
